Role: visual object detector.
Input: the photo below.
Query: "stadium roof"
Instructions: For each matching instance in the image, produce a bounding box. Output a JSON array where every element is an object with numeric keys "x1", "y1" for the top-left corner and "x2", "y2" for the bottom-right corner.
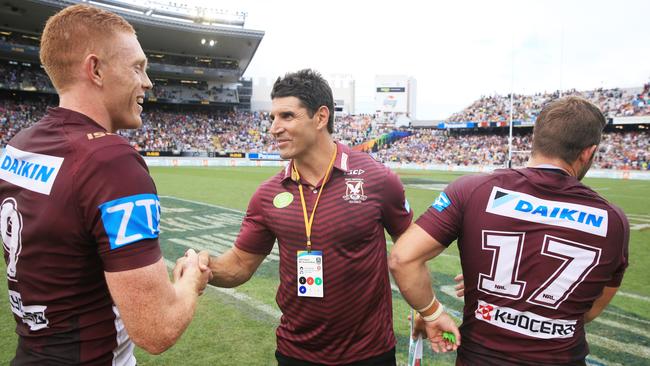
[{"x1": 0, "y1": 0, "x2": 264, "y2": 75}]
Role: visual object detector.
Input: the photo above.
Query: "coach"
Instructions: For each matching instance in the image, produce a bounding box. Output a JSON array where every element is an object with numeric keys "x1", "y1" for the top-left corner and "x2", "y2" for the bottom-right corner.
[{"x1": 193, "y1": 69, "x2": 413, "y2": 365}]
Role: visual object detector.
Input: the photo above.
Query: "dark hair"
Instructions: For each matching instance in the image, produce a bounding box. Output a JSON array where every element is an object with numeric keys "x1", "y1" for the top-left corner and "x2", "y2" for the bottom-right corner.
[
  {"x1": 271, "y1": 69, "x2": 334, "y2": 133},
  {"x1": 532, "y1": 96, "x2": 606, "y2": 164}
]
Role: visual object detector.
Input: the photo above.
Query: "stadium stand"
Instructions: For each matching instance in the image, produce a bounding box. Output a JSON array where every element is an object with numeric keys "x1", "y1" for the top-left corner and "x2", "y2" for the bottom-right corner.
[
  {"x1": 0, "y1": 93, "x2": 648, "y2": 170},
  {"x1": 448, "y1": 85, "x2": 649, "y2": 124}
]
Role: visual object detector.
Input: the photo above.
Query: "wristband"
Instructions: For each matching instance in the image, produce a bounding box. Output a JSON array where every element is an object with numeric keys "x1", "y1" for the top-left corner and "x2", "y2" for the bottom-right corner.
[
  {"x1": 421, "y1": 302, "x2": 444, "y2": 322},
  {"x1": 416, "y1": 296, "x2": 436, "y2": 313}
]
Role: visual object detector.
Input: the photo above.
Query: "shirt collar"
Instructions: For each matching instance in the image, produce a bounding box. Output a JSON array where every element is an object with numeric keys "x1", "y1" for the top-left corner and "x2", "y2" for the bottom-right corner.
[{"x1": 282, "y1": 141, "x2": 350, "y2": 183}]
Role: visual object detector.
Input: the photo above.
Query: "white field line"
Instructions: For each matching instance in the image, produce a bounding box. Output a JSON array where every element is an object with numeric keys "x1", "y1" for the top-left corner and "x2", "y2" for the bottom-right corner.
[
  {"x1": 163, "y1": 258, "x2": 281, "y2": 320},
  {"x1": 587, "y1": 334, "x2": 650, "y2": 359},
  {"x1": 616, "y1": 291, "x2": 650, "y2": 303},
  {"x1": 586, "y1": 355, "x2": 623, "y2": 366},
  {"x1": 603, "y1": 309, "x2": 650, "y2": 325}
]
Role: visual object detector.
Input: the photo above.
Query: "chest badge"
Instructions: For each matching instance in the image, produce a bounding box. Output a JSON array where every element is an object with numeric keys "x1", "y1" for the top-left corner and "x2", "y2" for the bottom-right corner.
[
  {"x1": 273, "y1": 192, "x2": 294, "y2": 208},
  {"x1": 343, "y1": 178, "x2": 367, "y2": 203}
]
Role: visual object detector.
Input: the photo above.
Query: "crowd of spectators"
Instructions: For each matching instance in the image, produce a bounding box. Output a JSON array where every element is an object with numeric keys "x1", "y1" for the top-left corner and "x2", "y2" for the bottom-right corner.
[
  {"x1": 0, "y1": 63, "x2": 54, "y2": 93},
  {"x1": 448, "y1": 84, "x2": 650, "y2": 123},
  {"x1": 374, "y1": 130, "x2": 532, "y2": 167},
  {"x1": 374, "y1": 128, "x2": 649, "y2": 170},
  {"x1": 0, "y1": 96, "x2": 648, "y2": 170},
  {"x1": 151, "y1": 81, "x2": 239, "y2": 103}
]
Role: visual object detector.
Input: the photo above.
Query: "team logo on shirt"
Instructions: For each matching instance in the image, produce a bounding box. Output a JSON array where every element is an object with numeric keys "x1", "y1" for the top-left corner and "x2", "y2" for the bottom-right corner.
[
  {"x1": 0, "y1": 145, "x2": 64, "y2": 195},
  {"x1": 431, "y1": 192, "x2": 451, "y2": 212},
  {"x1": 99, "y1": 194, "x2": 161, "y2": 250},
  {"x1": 343, "y1": 178, "x2": 367, "y2": 203},
  {"x1": 9, "y1": 290, "x2": 49, "y2": 331},
  {"x1": 476, "y1": 303, "x2": 494, "y2": 320},
  {"x1": 485, "y1": 186, "x2": 608, "y2": 237},
  {"x1": 475, "y1": 300, "x2": 577, "y2": 339}
]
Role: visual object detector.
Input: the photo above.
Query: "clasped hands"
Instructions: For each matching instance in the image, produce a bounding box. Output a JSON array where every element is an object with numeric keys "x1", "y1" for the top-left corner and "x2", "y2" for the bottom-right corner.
[{"x1": 173, "y1": 249, "x2": 212, "y2": 295}]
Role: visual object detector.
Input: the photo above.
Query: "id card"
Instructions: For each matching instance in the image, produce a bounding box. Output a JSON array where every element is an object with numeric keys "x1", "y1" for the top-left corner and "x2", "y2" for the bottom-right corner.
[{"x1": 297, "y1": 250, "x2": 324, "y2": 298}]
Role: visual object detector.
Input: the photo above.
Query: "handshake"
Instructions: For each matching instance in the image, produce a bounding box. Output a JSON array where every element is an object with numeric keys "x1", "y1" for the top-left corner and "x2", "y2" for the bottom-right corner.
[{"x1": 173, "y1": 249, "x2": 213, "y2": 296}]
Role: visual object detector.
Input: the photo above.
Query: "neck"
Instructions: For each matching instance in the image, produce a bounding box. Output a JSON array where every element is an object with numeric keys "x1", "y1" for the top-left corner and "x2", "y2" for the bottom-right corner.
[
  {"x1": 58, "y1": 88, "x2": 113, "y2": 132},
  {"x1": 294, "y1": 138, "x2": 336, "y2": 186},
  {"x1": 527, "y1": 154, "x2": 578, "y2": 177}
]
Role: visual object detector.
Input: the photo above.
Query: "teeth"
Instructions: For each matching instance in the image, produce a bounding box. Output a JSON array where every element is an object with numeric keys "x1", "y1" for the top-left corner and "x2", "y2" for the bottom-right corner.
[{"x1": 136, "y1": 97, "x2": 144, "y2": 104}]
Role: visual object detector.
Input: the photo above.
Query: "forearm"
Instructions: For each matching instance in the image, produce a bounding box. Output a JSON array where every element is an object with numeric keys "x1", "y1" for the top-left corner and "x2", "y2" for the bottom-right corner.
[
  {"x1": 207, "y1": 249, "x2": 255, "y2": 287},
  {"x1": 584, "y1": 286, "x2": 619, "y2": 323},
  {"x1": 391, "y1": 258, "x2": 437, "y2": 310}
]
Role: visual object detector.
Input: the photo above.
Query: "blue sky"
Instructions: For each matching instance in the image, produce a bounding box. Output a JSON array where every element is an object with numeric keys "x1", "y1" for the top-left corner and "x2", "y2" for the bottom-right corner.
[{"x1": 192, "y1": 0, "x2": 650, "y2": 119}]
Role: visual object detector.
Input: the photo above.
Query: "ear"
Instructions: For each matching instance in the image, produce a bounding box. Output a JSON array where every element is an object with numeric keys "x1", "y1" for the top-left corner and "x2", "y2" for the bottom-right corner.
[
  {"x1": 83, "y1": 54, "x2": 103, "y2": 87},
  {"x1": 314, "y1": 106, "x2": 330, "y2": 131},
  {"x1": 579, "y1": 145, "x2": 597, "y2": 164}
]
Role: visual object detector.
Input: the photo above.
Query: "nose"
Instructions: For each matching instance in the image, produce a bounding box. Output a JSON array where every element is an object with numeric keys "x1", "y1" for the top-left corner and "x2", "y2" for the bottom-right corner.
[
  {"x1": 142, "y1": 71, "x2": 153, "y2": 91},
  {"x1": 270, "y1": 118, "x2": 283, "y2": 136}
]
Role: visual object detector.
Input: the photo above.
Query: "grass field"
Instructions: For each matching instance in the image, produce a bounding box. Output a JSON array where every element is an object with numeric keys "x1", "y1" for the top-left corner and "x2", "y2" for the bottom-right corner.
[{"x1": 0, "y1": 166, "x2": 648, "y2": 365}]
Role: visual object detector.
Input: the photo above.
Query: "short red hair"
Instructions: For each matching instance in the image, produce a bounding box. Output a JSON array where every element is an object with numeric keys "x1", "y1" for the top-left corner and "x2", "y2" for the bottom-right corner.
[{"x1": 40, "y1": 4, "x2": 135, "y2": 92}]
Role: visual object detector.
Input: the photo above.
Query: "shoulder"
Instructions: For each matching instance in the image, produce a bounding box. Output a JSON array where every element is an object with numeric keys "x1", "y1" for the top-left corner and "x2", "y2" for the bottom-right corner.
[
  {"x1": 250, "y1": 167, "x2": 287, "y2": 202},
  {"x1": 447, "y1": 170, "x2": 502, "y2": 193}
]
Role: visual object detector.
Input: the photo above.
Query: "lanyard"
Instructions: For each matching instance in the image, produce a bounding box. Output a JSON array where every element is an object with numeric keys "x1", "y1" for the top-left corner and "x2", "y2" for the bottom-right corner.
[{"x1": 292, "y1": 146, "x2": 337, "y2": 252}]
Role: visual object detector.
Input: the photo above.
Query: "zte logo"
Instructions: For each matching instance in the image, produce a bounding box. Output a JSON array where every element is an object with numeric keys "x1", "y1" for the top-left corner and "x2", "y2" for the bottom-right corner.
[{"x1": 99, "y1": 194, "x2": 161, "y2": 249}]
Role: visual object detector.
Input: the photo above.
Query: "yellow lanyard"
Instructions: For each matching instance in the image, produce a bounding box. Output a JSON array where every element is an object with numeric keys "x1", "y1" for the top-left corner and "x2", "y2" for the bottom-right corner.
[{"x1": 292, "y1": 146, "x2": 337, "y2": 252}]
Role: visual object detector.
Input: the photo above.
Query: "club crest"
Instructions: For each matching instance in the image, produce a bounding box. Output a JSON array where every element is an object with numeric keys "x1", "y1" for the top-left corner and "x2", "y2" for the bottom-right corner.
[{"x1": 343, "y1": 178, "x2": 367, "y2": 203}]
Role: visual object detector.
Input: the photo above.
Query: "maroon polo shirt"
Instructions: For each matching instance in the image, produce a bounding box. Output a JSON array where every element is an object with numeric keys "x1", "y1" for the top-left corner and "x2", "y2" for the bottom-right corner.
[
  {"x1": 236, "y1": 142, "x2": 413, "y2": 365},
  {"x1": 416, "y1": 168, "x2": 629, "y2": 365},
  {"x1": 0, "y1": 107, "x2": 161, "y2": 365}
]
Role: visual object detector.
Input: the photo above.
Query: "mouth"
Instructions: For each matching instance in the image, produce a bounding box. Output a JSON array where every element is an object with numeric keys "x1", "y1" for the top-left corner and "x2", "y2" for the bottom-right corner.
[
  {"x1": 276, "y1": 139, "x2": 290, "y2": 147},
  {"x1": 136, "y1": 95, "x2": 145, "y2": 109}
]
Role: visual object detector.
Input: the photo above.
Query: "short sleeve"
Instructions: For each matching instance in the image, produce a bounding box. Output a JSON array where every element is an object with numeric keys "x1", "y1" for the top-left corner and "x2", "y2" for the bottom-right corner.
[
  {"x1": 606, "y1": 206, "x2": 630, "y2": 287},
  {"x1": 380, "y1": 169, "x2": 413, "y2": 237},
  {"x1": 415, "y1": 177, "x2": 469, "y2": 247},
  {"x1": 234, "y1": 186, "x2": 276, "y2": 255},
  {"x1": 76, "y1": 144, "x2": 161, "y2": 272}
]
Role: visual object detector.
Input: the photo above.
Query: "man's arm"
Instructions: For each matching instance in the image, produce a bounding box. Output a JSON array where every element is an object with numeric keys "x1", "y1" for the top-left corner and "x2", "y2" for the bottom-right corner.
[
  {"x1": 585, "y1": 286, "x2": 619, "y2": 323},
  {"x1": 389, "y1": 224, "x2": 446, "y2": 309},
  {"x1": 199, "y1": 247, "x2": 266, "y2": 288},
  {"x1": 389, "y1": 223, "x2": 460, "y2": 352},
  {"x1": 105, "y1": 250, "x2": 210, "y2": 354}
]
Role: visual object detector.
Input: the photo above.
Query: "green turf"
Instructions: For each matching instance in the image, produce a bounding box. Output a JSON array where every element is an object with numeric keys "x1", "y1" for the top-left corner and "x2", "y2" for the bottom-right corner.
[{"x1": 0, "y1": 166, "x2": 648, "y2": 365}]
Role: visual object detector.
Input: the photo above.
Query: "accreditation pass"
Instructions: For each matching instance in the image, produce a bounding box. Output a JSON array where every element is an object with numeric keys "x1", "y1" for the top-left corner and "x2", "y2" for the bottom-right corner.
[{"x1": 296, "y1": 250, "x2": 324, "y2": 298}]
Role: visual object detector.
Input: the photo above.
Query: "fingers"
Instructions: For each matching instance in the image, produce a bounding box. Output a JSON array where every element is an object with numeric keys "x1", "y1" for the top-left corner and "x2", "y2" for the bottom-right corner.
[
  {"x1": 454, "y1": 273, "x2": 465, "y2": 297},
  {"x1": 198, "y1": 250, "x2": 211, "y2": 272},
  {"x1": 424, "y1": 312, "x2": 461, "y2": 353},
  {"x1": 172, "y1": 256, "x2": 186, "y2": 282}
]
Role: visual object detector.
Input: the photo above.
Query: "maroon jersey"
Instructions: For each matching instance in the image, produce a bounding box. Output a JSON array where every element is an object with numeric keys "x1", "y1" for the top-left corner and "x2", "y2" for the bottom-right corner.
[
  {"x1": 416, "y1": 168, "x2": 629, "y2": 365},
  {"x1": 236, "y1": 142, "x2": 413, "y2": 365},
  {"x1": 0, "y1": 107, "x2": 162, "y2": 365}
]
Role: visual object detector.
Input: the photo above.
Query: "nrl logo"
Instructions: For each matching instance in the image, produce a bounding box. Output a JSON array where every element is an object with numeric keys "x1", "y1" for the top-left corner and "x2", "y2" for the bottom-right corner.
[{"x1": 343, "y1": 178, "x2": 367, "y2": 203}]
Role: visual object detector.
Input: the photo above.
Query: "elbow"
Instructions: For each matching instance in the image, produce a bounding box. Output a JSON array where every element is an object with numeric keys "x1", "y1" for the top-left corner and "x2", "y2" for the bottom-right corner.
[
  {"x1": 130, "y1": 325, "x2": 180, "y2": 355},
  {"x1": 388, "y1": 250, "x2": 404, "y2": 277}
]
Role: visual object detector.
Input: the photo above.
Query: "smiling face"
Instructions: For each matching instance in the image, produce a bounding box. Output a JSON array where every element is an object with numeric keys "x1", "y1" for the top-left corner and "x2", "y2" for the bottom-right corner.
[
  {"x1": 100, "y1": 32, "x2": 152, "y2": 131},
  {"x1": 269, "y1": 96, "x2": 323, "y2": 160}
]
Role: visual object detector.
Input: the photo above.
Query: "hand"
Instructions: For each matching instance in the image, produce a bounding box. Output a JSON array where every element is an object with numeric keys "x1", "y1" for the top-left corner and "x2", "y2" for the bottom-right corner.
[
  {"x1": 454, "y1": 274, "x2": 464, "y2": 298},
  {"x1": 172, "y1": 249, "x2": 212, "y2": 295},
  {"x1": 410, "y1": 312, "x2": 427, "y2": 340},
  {"x1": 421, "y1": 312, "x2": 461, "y2": 353}
]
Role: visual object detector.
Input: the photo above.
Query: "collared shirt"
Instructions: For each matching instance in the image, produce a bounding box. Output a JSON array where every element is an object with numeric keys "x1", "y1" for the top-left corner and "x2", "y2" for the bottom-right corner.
[{"x1": 236, "y1": 142, "x2": 412, "y2": 365}]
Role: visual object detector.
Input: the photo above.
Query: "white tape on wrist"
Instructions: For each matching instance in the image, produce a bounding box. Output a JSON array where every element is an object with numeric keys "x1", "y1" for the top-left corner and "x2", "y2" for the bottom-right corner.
[
  {"x1": 421, "y1": 303, "x2": 444, "y2": 322},
  {"x1": 416, "y1": 296, "x2": 436, "y2": 313}
]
